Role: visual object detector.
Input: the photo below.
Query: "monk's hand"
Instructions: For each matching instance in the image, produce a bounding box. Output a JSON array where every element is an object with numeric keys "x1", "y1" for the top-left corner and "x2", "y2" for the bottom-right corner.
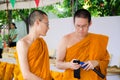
[
  {"x1": 82, "y1": 60, "x2": 99, "y2": 71},
  {"x1": 69, "y1": 59, "x2": 80, "y2": 70}
]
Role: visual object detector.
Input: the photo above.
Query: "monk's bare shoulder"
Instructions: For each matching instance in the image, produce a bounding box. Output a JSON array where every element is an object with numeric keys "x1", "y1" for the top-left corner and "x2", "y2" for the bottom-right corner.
[
  {"x1": 17, "y1": 37, "x2": 29, "y2": 47},
  {"x1": 62, "y1": 32, "x2": 74, "y2": 42},
  {"x1": 57, "y1": 33, "x2": 72, "y2": 50},
  {"x1": 16, "y1": 36, "x2": 31, "y2": 55},
  {"x1": 61, "y1": 32, "x2": 74, "y2": 46}
]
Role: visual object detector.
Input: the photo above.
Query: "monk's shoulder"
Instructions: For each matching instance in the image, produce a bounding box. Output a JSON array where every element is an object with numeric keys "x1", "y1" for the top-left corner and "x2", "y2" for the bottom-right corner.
[
  {"x1": 17, "y1": 40, "x2": 27, "y2": 50},
  {"x1": 90, "y1": 33, "x2": 108, "y2": 39},
  {"x1": 60, "y1": 33, "x2": 73, "y2": 46},
  {"x1": 64, "y1": 32, "x2": 74, "y2": 39},
  {"x1": 89, "y1": 33, "x2": 109, "y2": 40},
  {"x1": 17, "y1": 36, "x2": 30, "y2": 49}
]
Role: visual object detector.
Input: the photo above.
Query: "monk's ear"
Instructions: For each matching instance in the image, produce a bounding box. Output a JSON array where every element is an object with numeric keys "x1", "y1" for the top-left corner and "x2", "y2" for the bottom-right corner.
[
  {"x1": 89, "y1": 21, "x2": 92, "y2": 27},
  {"x1": 35, "y1": 19, "x2": 40, "y2": 26}
]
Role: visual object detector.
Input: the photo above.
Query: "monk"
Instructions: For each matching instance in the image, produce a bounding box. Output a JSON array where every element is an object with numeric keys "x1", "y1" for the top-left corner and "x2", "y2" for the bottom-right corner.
[
  {"x1": 16, "y1": 10, "x2": 51, "y2": 80},
  {"x1": 54, "y1": 9, "x2": 110, "y2": 80}
]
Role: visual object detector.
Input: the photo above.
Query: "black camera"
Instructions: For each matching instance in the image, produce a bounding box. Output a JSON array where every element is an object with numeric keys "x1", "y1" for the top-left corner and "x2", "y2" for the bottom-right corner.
[{"x1": 73, "y1": 60, "x2": 80, "y2": 79}]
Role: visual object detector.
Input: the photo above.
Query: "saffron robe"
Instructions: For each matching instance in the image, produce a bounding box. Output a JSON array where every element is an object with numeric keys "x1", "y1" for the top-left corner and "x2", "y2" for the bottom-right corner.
[
  {"x1": 51, "y1": 33, "x2": 110, "y2": 80},
  {"x1": 15, "y1": 38, "x2": 51, "y2": 80}
]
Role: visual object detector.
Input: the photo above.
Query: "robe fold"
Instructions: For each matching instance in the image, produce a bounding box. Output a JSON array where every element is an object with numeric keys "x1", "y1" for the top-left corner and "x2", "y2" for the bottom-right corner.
[
  {"x1": 4, "y1": 63, "x2": 15, "y2": 80},
  {"x1": 51, "y1": 33, "x2": 110, "y2": 80},
  {"x1": 0, "y1": 62, "x2": 15, "y2": 80},
  {"x1": 0, "y1": 62, "x2": 7, "y2": 80},
  {"x1": 15, "y1": 38, "x2": 51, "y2": 80}
]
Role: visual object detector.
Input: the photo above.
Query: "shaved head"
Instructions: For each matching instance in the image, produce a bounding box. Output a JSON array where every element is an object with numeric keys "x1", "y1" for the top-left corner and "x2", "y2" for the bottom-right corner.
[{"x1": 28, "y1": 10, "x2": 48, "y2": 27}]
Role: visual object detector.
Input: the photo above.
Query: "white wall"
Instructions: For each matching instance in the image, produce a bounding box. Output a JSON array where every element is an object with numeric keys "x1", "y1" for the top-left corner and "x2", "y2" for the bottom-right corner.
[
  {"x1": 45, "y1": 16, "x2": 120, "y2": 67},
  {"x1": 15, "y1": 21, "x2": 27, "y2": 40},
  {"x1": 89, "y1": 16, "x2": 120, "y2": 67},
  {"x1": 107, "y1": 75, "x2": 120, "y2": 80},
  {"x1": 45, "y1": 17, "x2": 74, "y2": 49}
]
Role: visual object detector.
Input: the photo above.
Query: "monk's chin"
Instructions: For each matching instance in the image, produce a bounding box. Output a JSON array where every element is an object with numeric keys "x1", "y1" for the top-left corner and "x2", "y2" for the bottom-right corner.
[{"x1": 41, "y1": 34, "x2": 46, "y2": 36}]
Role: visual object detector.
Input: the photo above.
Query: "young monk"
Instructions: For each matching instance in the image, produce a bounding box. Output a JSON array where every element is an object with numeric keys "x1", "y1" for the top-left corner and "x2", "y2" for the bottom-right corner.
[
  {"x1": 54, "y1": 9, "x2": 110, "y2": 80},
  {"x1": 16, "y1": 10, "x2": 51, "y2": 80}
]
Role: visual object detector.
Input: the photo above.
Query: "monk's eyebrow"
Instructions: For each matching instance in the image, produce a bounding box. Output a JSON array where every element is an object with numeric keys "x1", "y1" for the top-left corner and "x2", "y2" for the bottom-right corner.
[{"x1": 77, "y1": 24, "x2": 87, "y2": 27}]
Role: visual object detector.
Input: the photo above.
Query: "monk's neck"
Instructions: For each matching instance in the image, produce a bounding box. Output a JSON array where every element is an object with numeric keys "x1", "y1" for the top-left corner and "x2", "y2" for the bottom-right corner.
[
  {"x1": 74, "y1": 32, "x2": 88, "y2": 41},
  {"x1": 28, "y1": 32, "x2": 39, "y2": 42}
]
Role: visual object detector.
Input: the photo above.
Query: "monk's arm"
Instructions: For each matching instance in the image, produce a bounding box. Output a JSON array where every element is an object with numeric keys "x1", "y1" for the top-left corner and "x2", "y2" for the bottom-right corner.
[
  {"x1": 56, "y1": 45, "x2": 70, "y2": 70},
  {"x1": 83, "y1": 51, "x2": 109, "y2": 74},
  {"x1": 56, "y1": 37, "x2": 80, "y2": 70},
  {"x1": 86, "y1": 36, "x2": 110, "y2": 74},
  {"x1": 97, "y1": 50, "x2": 110, "y2": 75},
  {"x1": 16, "y1": 41, "x2": 43, "y2": 80},
  {"x1": 96, "y1": 37, "x2": 110, "y2": 75},
  {"x1": 82, "y1": 60, "x2": 99, "y2": 71}
]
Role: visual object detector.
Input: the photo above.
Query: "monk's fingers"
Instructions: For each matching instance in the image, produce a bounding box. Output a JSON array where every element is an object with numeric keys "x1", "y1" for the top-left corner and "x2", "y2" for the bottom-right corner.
[
  {"x1": 81, "y1": 62, "x2": 88, "y2": 67},
  {"x1": 71, "y1": 59, "x2": 78, "y2": 63},
  {"x1": 82, "y1": 62, "x2": 94, "y2": 70},
  {"x1": 83, "y1": 64, "x2": 90, "y2": 70},
  {"x1": 86, "y1": 61, "x2": 94, "y2": 67},
  {"x1": 71, "y1": 65, "x2": 80, "y2": 70},
  {"x1": 88, "y1": 60, "x2": 99, "y2": 67},
  {"x1": 74, "y1": 65, "x2": 80, "y2": 70},
  {"x1": 70, "y1": 62, "x2": 80, "y2": 70},
  {"x1": 74, "y1": 63, "x2": 80, "y2": 69}
]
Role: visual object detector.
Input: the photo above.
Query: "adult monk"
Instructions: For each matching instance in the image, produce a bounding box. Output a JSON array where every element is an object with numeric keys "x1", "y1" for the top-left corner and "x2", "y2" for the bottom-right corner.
[
  {"x1": 16, "y1": 10, "x2": 51, "y2": 80},
  {"x1": 55, "y1": 9, "x2": 110, "y2": 80}
]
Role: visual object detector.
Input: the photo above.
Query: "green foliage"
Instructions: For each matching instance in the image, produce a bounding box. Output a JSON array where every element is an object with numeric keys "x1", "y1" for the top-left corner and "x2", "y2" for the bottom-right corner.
[
  {"x1": 87, "y1": 0, "x2": 120, "y2": 16},
  {"x1": 0, "y1": 11, "x2": 7, "y2": 25},
  {"x1": 39, "y1": 0, "x2": 72, "y2": 18},
  {"x1": 3, "y1": 34, "x2": 9, "y2": 42},
  {"x1": 40, "y1": 0, "x2": 120, "y2": 17},
  {"x1": 0, "y1": 0, "x2": 120, "y2": 25}
]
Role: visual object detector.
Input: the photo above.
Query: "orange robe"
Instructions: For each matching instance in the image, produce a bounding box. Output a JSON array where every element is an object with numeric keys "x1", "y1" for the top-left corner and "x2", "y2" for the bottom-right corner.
[
  {"x1": 51, "y1": 33, "x2": 110, "y2": 80},
  {"x1": 14, "y1": 38, "x2": 51, "y2": 80},
  {"x1": 0, "y1": 62, "x2": 7, "y2": 80}
]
